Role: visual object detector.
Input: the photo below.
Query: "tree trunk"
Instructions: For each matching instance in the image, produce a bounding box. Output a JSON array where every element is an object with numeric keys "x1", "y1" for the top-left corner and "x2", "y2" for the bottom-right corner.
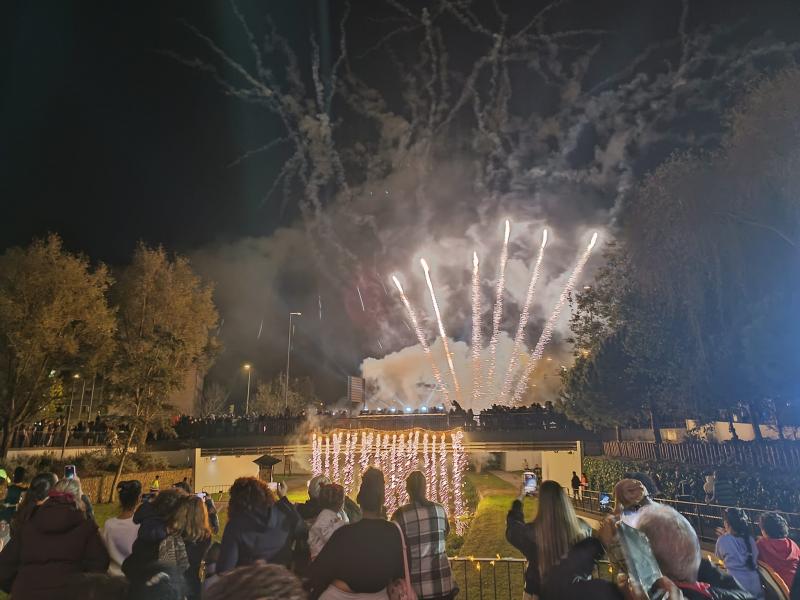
[
  {"x1": 649, "y1": 408, "x2": 663, "y2": 445},
  {"x1": 0, "y1": 417, "x2": 13, "y2": 459},
  {"x1": 748, "y1": 401, "x2": 763, "y2": 442},
  {"x1": 108, "y1": 425, "x2": 136, "y2": 503}
]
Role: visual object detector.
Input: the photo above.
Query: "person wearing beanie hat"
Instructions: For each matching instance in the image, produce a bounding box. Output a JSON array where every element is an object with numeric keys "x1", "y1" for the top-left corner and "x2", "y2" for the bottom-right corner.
[
  {"x1": 309, "y1": 483, "x2": 347, "y2": 559},
  {"x1": 298, "y1": 475, "x2": 331, "y2": 521}
]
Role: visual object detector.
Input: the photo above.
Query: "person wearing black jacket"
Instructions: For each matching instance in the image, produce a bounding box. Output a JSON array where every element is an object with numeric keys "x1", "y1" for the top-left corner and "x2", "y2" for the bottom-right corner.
[
  {"x1": 217, "y1": 477, "x2": 306, "y2": 573},
  {"x1": 506, "y1": 481, "x2": 592, "y2": 598}
]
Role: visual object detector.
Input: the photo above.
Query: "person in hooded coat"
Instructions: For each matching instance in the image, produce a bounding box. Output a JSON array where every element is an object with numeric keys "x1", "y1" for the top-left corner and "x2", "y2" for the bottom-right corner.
[
  {"x1": 0, "y1": 478, "x2": 109, "y2": 600},
  {"x1": 217, "y1": 477, "x2": 305, "y2": 573}
]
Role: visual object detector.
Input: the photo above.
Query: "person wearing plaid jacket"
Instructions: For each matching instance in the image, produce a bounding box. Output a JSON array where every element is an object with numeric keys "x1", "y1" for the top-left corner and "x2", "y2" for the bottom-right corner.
[{"x1": 392, "y1": 471, "x2": 456, "y2": 600}]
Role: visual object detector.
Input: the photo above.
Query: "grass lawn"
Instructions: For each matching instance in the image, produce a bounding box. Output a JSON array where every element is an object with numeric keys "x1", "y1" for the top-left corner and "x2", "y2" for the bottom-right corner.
[{"x1": 451, "y1": 471, "x2": 537, "y2": 600}]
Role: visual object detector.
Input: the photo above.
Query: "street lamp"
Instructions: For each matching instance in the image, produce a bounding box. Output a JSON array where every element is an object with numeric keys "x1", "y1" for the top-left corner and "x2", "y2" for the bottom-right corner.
[
  {"x1": 243, "y1": 363, "x2": 252, "y2": 415},
  {"x1": 61, "y1": 373, "x2": 80, "y2": 459},
  {"x1": 285, "y1": 312, "x2": 302, "y2": 412}
]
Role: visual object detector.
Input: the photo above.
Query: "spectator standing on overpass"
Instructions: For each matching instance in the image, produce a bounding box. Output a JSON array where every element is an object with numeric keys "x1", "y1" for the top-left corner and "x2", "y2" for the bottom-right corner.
[
  {"x1": 570, "y1": 471, "x2": 581, "y2": 498},
  {"x1": 392, "y1": 471, "x2": 455, "y2": 600},
  {"x1": 714, "y1": 471, "x2": 737, "y2": 507}
]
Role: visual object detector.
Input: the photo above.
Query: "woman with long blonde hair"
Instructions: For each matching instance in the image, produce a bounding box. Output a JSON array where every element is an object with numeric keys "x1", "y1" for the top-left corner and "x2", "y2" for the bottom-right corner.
[
  {"x1": 506, "y1": 480, "x2": 591, "y2": 599},
  {"x1": 170, "y1": 494, "x2": 213, "y2": 600}
]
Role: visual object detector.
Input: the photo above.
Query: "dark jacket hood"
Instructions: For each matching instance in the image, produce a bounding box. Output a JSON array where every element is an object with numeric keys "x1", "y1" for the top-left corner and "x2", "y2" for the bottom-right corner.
[{"x1": 32, "y1": 496, "x2": 87, "y2": 535}]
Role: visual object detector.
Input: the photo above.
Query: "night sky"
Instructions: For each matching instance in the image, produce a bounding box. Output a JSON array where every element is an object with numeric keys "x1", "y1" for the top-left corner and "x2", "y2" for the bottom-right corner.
[{"x1": 4, "y1": 1, "x2": 800, "y2": 405}]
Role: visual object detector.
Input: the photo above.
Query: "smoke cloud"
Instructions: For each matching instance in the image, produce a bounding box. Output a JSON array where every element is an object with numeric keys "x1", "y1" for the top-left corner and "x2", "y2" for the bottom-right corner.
[{"x1": 182, "y1": 1, "x2": 799, "y2": 407}]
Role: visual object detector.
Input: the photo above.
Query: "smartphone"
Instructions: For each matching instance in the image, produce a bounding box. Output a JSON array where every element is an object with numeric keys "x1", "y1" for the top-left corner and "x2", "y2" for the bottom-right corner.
[
  {"x1": 64, "y1": 465, "x2": 77, "y2": 479},
  {"x1": 617, "y1": 521, "x2": 665, "y2": 599},
  {"x1": 267, "y1": 482, "x2": 278, "y2": 491},
  {"x1": 196, "y1": 492, "x2": 207, "y2": 499},
  {"x1": 599, "y1": 492, "x2": 611, "y2": 511},
  {"x1": 522, "y1": 471, "x2": 538, "y2": 495}
]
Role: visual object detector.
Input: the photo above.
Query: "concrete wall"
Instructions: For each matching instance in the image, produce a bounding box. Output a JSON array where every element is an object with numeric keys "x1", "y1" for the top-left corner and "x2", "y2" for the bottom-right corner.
[
  {"x1": 6, "y1": 446, "x2": 110, "y2": 460},
  {"x1": 541, "y1": 443, "x2": 583, "y2": 491},
  {"x1": 81, "y1": 467, "x2": 192, "y2": 504},
  {"x1": 147, "y1": 449, "x2": 195, "y2": 469},
  {"x1": 500, "y1": 451, "x2": 542, "y2": 472}
]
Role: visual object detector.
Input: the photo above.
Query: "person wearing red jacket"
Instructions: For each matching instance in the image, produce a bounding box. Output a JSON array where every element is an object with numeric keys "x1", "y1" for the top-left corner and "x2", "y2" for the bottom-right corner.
[{"x1": 756, "y1": 512, "x2": 800, "y2": 590}]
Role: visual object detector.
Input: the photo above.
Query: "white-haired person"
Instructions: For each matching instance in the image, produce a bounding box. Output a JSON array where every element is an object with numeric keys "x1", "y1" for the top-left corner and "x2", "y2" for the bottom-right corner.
[
  {"x1": 540, "y1": 503, "x2": 757, "y2": 600},
  {"x1": 636, "y1": 504, "x2": 757, "y2": 600}
]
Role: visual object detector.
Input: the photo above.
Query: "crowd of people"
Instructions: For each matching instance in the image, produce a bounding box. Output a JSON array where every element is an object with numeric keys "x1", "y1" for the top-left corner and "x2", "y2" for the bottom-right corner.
[
  {"x1": 0, "y1": 463, "x2": 455, "y2": 600},
  {"x1": 0, "y1": 462, "x2": 796, "y2": 599},
  {"x1": 507, "y1": 474, "x2": 800, "y2": 599},
  {"x1": 8, "y1": 415, "x2": 122, "y2": 449}
]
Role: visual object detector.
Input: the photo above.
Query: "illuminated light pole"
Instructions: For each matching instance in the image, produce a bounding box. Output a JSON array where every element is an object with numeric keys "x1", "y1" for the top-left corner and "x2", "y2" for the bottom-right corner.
[
  {"x1": 61, "y1": 373, "x2": 80, "y2": 459},
  {"x1": 243, "y1": 363, "x2": 252, "y2": 415},
  {"x1": 285, "y1": 312, "x2": 302, "y2": 412}
]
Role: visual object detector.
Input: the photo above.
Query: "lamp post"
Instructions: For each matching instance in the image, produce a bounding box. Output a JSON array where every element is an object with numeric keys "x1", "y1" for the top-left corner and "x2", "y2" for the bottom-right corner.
[
  {"x1": 243, "y1": 363, "x2": 252, "y2": 415},
  {"x1": 285, "y1": 312, "x2": 302, "y2": 412},
  {"x1": 61, "y1": 373, "x2": 80, "y2": 460}
]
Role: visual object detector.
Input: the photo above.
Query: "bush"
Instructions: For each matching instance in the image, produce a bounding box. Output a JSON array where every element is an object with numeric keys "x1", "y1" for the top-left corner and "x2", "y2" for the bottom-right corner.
[
  {"x1": 1, "y1": 451, "x2": 168, "y2": 479},
  {"x1": 584, "y1": 456, "x2": 800, "y2": 512}
]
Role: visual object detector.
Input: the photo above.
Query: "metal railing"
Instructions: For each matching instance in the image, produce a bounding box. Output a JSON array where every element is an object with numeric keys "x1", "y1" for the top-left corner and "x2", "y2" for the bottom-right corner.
[
  {"x1": 448, "y1": 556, "x2": 614, "y2": 600},
  {"x1": 571, "y1": 489, "x2": 800, "y2": 543},
  {"x1": 449, "y1": 557, "x2": 526, "y2": 600}
]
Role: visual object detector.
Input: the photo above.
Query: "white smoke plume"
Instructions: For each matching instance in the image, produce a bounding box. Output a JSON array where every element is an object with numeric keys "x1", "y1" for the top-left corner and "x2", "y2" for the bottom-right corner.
[{"x1": 176, "y1": 1, "x2": 800, "y2": 407}]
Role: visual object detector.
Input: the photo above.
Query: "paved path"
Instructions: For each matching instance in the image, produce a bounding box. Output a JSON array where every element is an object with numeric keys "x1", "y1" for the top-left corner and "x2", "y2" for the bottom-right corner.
[{"x1": 490, "y1": 470, "x2": 522, "y2": 491}]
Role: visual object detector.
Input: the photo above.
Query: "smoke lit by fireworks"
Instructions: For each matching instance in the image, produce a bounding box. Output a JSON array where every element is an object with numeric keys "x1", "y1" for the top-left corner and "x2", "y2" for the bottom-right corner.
[
  {"x1": 470, "y1": 251, "x2": 482, "y2": 409},
  {"x1": 392, "y1": 276, "x2": 451, "y2": 403},
  {"x1": 392, "y1": 225, "x2": 597, "y2": 407},
  {"x1": 511, "y1": 232, "x2": 599, "y2": 404},
  {"x1": 420, "y1": 258, "x2": 462, "y2": 402},
  {"x1": 499, "y1": 229, "x2": 548, "y2": 402},
  {"x1": 485, "y1": 220, "x2": 511, "y2": 391}
]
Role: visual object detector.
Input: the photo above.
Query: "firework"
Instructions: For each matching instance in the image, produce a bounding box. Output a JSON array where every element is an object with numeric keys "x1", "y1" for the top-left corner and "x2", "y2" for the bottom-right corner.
[
  {"x1": 357, "y1": 286, "x2": 366, "y2": 312},
  {"x1": 430, "y1": 433, "x2": 439, "y2": 503},
  {"x1": 486, "y1": 220, "x2": 511, "y2": 392},
  {"x1": 420, "y1": 258, "x2": 462, "y2": 401},
  {"x1": 471, "y1": 252, "x2": 482, "y2": 408},
  {"x1": 324, "y1": 436, "x2": 331, "y2": 475},
  {"x1": 511, "y1": 232, "x2": 598, "y2": 404},
  {"x1": 451, "y1": 430, "x2": 468, "y2": 534},
  {"x1": 257, "y1": 318, "x2": 264, "y2": 340},
  {"x1": 314, "y1": 428, "x2": 469, "y2": 530},
  {"x1": 332, "y1": 432, "x2": 341, "y2": 482},
  {"x1": 312, "y1": 433, "x2": 322, "y2": 476},
  {"x1": 499, "y1": 229, "x2": 548, "y2": 401},
  {"x1": 439, "y1": 434, "x2": 450, "y2": 510},
  {"x1": 392, "y1": 276, "x2": 450, "y2": 402}
]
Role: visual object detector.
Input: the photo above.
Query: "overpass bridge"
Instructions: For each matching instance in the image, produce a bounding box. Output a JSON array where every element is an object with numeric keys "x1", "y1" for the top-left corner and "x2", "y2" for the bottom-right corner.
[{"x1": 153, "y1": 428, "x2": 602, "y2": 457}]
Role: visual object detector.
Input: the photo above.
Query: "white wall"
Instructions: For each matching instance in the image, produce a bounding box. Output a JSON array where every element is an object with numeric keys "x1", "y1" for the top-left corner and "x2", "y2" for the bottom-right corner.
[
  {"x1": 147, "y1": 449, "x2": 195, "y2": 468},
  {"x1": 501, "y1": 451, "x2": 542, "y2": 472},
  {"x1": 541, "y1": 443, "x2": 583, "y2": 491},
  {"x1": 193, "y1": 449, "x2": 259, "y2": 493},
  {"x1": 6, "y1": 446, "x2": 111, "y2": 460}
]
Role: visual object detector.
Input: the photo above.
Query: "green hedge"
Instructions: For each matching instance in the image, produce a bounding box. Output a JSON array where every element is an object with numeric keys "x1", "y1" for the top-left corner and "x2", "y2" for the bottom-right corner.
[
  {"x1": 584, "y1": 456, "x2": 800, "y2": 512},
  {"x1": 1, "y1": 450, "x2": 168, "y2": 479}
]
